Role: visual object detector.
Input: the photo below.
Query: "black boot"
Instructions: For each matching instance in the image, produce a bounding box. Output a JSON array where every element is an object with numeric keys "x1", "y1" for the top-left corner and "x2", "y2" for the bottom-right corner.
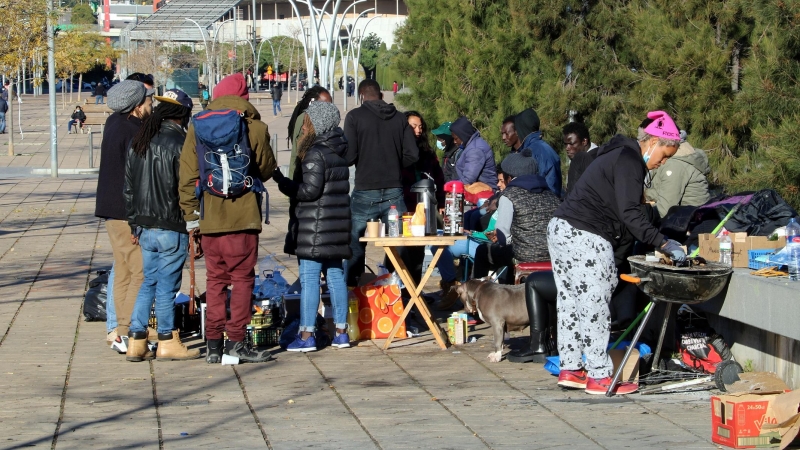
[
  {"x1": 206, "y1": 338, "x2": 223, "y2": 364},
  {"x1": 508, "y1": 271, "x2": 557, "y2": 363},
  {"x1": 225, "y1": 340, "x2": 273, "y2": 363}
]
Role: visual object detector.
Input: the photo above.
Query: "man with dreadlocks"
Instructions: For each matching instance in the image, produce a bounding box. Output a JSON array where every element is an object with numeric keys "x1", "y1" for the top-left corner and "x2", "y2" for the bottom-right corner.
[
  {"x1": 123, "y1": 89, "x2": 200, "y2": 362},
  {"x1": 283, "y1": 86, "x2": 332, "y2": 257}
]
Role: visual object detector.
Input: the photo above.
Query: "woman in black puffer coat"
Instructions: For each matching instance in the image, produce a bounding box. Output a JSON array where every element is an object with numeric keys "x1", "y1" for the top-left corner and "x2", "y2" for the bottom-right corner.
[{"x1": 273, "y1": 101, "x2": 351, "y2": 352}]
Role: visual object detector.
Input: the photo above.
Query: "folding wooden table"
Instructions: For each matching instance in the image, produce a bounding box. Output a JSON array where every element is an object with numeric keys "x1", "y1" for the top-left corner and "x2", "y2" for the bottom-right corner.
[{"x1": 360, "y1": 235, "x2": 466, "y2": 350}]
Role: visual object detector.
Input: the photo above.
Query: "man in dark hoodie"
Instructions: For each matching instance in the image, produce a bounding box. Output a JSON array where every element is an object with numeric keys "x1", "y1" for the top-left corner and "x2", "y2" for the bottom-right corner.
[
  {"x1": 472, "y1": 149, "x2": 560, "y2": 281},
  {"x1": 433, "y1": 121, "x2": 459, "y2": 182},
  {"x1": 451, "y1": 116, "x2": 498, "y2": 190},
  {"x1": 344, "y1": 79, "x2": 419, "y2": 286},
  {"x1": 515, "y1": 108, "x2": 562, "y2": 197}
]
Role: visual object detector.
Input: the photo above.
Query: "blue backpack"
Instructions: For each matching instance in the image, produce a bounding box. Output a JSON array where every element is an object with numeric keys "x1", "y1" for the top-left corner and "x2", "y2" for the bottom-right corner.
[{"x1": 192, "y1": 109, "x2": 263, "y2": 199}]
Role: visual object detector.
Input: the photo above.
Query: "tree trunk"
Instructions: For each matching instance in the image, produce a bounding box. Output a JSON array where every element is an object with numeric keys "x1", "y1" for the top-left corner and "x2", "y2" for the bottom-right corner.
[
  {"x1": 7, "y1": 93, "x2": 13, "y2": 156},
  {"x1": 69, "y1": 73, "x2": 74, "y2": 103},
  {"x1": 77, "y1": 73, "x2": 83, "y2": 102},
  {"x1": 731, "y1": 43, "x2": 741, "y2": 92}
]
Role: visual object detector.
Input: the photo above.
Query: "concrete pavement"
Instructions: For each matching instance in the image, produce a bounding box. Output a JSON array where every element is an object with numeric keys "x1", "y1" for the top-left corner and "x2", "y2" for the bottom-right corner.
[{"x1": 0, "y1": 95, "x2": 719, "y2": 449}]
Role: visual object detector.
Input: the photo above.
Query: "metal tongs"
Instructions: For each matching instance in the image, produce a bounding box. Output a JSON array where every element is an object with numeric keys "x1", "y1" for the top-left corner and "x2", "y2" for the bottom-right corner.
[{"x1": 659, "y1": 255, "x2": 707, "y2": 268}]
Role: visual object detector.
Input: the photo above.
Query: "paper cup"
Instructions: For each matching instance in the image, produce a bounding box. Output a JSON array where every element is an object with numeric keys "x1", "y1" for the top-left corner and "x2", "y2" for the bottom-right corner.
[{"x1": 366, "y1": 220, "x2": 381, "y2": 238}]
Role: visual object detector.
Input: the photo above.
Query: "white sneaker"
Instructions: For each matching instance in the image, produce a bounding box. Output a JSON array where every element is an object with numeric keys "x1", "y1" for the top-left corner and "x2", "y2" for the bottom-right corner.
[{"x1": 110, "y1": 335, "x2": 128, "y2": 353}]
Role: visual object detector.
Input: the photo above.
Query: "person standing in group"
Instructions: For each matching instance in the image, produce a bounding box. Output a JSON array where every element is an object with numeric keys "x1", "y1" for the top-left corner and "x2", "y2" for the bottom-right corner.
[
  {"x1": 94, "y1": 82, "x2": 107, "y2": 105},
  {"x1": 284, "y1": 86, "x2": 332, "y2": 257},
  {"x1": 563, "y1": 122, "x2": 598, "y2": 195},
  {"x1": 273, "y1": 101, "x2": 352, "y2": 352},
  {"x1": 432, "y1": 121, "x2": 459, "y2": 182},
  {"x1": 179, "y1": 73, "x2": 276, "y2": 364},
  {"x1": 501, "y1": 116, "x2": 522, "y2": 153},
  {"x1": 450, "y1": 116, "x2": 498, "y2": 190},
  {"x1": 0, "y1": 94, "x2": 7, "y2": 134},
  {"x1": 124, "y1": 89, "x2": 200, "y2": 362},
  {"x1": 515, "y1": 108, "x2": 562, "y2": 197},
  {"x1": 548, "y1": 111, "x2": 685, "y2": 396},
  {"x1": 270, "y1": 82, "x2": 283, "y2": 117},
  {"x1": 95, "y1": 79, "x2": 154, "y2": 352},
  {"x1": 343, "y1": 79, "x2": 419, "y2": 286}
]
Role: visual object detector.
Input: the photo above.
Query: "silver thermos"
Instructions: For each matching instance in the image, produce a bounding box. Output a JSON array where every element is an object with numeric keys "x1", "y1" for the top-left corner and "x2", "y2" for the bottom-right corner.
[{"x1": 411, "y1": 178, "x2": 438, "y2": 236}]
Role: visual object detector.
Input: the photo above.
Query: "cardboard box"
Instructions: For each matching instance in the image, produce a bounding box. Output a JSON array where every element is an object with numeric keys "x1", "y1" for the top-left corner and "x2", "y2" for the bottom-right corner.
[
  {"x1": 609, "y1": 349, "x2": 640, "y2": 383},
  {"x1": 698, "y1": 233, "x2": 786, "y2": 268},
  {"x1": 711, "y1": 390, "x2": 800, "y2": 449}
]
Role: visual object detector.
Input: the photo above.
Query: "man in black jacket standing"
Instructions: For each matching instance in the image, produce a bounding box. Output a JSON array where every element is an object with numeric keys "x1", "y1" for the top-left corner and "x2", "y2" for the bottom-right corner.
[
  {"x1": 123, "y1": 89, "x2": 200, "y2": 362},
  {"x1": 95, "y1": 79, "x2": 153, "y2": 352},
  {"x1": 343, "y1": 79, "x2": 419, "y2": 286}
]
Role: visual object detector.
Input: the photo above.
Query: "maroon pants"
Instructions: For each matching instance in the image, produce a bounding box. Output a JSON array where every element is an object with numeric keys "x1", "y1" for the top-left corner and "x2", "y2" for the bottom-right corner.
[{"x1": 202, "y1": 231, "x2": 258, "y2": 342}]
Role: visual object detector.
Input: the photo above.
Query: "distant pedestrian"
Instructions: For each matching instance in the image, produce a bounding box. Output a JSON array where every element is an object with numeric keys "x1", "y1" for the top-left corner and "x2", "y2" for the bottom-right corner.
[
  {"x1": 124, "y1": 89, "x2": 199, "y2": 362},
  {"x1": 94, "y1": 83, "x2": 107, "y2": 104},
  {"x1": 198, "y1": 83, "x2": 209, "y2": 110},
  {"x1": 270, "y1": 82, "x2": 283, "y2": 116},
  {"x1": 0, "y1": 95, "x2": 7, "y2": 134},
  {"x1": 392, "y1": 80, "x2": 398, "y2": 94},
  {"x1": 67, "y1": 106, "x2": 86, "y2": 134}
]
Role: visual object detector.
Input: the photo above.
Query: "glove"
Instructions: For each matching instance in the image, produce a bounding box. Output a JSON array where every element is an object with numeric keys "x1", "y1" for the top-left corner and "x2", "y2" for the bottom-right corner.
[
  {"x1": 186, "y1": 220, "x2": 199, "y2": 233},
  {"x1": 272, "y1": 168, "x2": 285, "y2": 182},
  {"x1": 661, "y1": 239, "x2": 687, "y2": 263}
]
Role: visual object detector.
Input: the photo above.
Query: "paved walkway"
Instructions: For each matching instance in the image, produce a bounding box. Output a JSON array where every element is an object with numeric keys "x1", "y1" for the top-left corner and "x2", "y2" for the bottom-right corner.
[{"x1": 0, "y1": 96, "x2": 718, "y2": 449}]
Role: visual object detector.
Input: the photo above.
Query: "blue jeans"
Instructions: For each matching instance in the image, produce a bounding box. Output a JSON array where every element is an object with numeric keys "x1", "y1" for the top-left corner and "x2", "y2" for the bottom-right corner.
[
  {"x1": 345, "y1": 188, "x2": 406, "y2": 286},
  {"x1": 273, "y1": 99, "x2": 282, "y2": 116},
  {"x1": 95, "y1": 95, "x2": 104, "y2": 104},
  {"x1": 436, "y1": 238, "x2": 482, "y2": 282},
  {"x1": 0, "y1": 111, "x2": 5, "y2": 133},
  {"x1": 130, "y1": 228, "x2": 188, "y2": 334},
  {"x1": 299, "y1": 258, "x2": 348, "y2": 332},
  {"x1": 106, "y1": 265, "x2": 117, "y2": 333}
]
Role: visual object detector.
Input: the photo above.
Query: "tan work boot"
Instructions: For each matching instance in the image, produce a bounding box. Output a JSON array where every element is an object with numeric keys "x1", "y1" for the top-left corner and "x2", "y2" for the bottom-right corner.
[
  {"x1": 126, "y1": 331, "x2": 155, "y2": 362},
  {"x1": 156, "y1": 331, "x2": 201, "y2": 361},
  {"x1": 434, "y1": 280, "x2": 461, "y2": 311}
]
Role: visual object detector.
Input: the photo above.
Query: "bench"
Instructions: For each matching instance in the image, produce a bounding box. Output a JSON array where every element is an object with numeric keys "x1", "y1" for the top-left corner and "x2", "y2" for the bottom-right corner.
[
  {"x1": 249, "y1": 92, "x2": 272, "y2": 105},
  {"x1": 76, "y1": 101, "x2": 113, "y2": 133}
]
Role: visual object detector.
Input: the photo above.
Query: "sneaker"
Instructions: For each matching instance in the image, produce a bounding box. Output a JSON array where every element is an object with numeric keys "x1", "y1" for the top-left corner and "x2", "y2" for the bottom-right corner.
[
  {"x1": 286, "y1": 335, "x2": 317, "y2": 352},
  {"x1": 225, "y1": 340, "x2": 273, "y2": 363},
  {"x1": 466, "y1": 314, "x2": 483, "y2": 326},
  {"x1": 206, "y1": 338, "x2": 223, "y2": 364},
  {"x1": 557, "y1": 369, "x2": 588, "y2": 389},
  {"x1": 585, "y1": 377, "x2": 639, "y2": 396},
  {"x1": 331, "y1": 333, "x2": 350, "y2": 349},
  {"x1": 110, "y1": 335, "x2": 128, "y2": 354}
]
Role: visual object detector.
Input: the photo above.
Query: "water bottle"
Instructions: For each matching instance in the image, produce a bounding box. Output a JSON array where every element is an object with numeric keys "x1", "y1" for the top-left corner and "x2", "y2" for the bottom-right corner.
[
  {"x1": 388, "y1": 205, "x2": 400, "y2": 237},
  {"x1": 253, "y1": 274, "x2": 261, "y2": 298},
  {"x1": 786, "y1": 217, "x2": 800, "y2": 281},
  {"x1": 719, "y1": 230, "x2": 732, "y2": 266}
]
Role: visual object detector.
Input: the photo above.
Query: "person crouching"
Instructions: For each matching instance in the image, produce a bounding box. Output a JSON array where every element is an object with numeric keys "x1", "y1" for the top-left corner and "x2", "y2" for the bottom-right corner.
[
  {"x1": 123, "y1": 89, "x2": 200, "y2": 362},
  {"x1": 272, "y1": 101, "x2": 352, "y2": 352}
]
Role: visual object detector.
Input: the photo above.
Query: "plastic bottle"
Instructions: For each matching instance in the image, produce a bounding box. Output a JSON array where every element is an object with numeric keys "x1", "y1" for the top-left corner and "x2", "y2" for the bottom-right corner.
[
  {"x1": 786, "y1": 217, "x2": 800, "y2": 281},
  {"x1": 252, "y1": 274, "x2": 261, "y2": 298},
  {"x1": 388, "y1": 205, "x2": 400, "y2": 237},
  {"x1": 719, "y1": 230, "x2": 732, "y2": 266},
  {"x1": 346, "y1": 295, "x2": 361, "y2": 341}
]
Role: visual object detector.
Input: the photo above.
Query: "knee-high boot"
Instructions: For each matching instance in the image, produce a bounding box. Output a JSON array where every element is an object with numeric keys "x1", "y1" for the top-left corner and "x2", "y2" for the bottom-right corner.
[{"x1": 508, "y1": 271, "x2": 557, "y2": 363}]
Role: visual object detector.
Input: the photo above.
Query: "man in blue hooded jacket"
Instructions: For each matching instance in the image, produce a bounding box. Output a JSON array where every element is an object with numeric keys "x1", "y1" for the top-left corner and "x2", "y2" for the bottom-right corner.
[
  {"x1": 515, "y1": 108, "x2": 562, "y2": 197},
  {"x1": 450, "y1": 116, "x2": 498, "y2": 190}
]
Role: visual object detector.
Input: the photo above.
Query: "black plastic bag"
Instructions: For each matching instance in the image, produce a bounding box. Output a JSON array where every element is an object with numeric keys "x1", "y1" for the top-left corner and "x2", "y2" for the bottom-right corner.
[
  {"x1": 725, "y1": 189, "x2": 798, "y2": 236},
  {"x1": 83, "y1": 270, "x2": 110, "y2": 321}
]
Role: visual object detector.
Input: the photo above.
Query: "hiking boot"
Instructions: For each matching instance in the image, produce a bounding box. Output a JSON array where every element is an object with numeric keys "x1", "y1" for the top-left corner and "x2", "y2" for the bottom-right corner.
[
  {"x1": 331, "y1": 333, "x2": 350, "y2": 349},
  {"x1": 585, "y1": 377, "x2": 639, "y2": 396},
  {"x1": 557, "y1": 369, "x2": 588, "y2": 389},
  {"x1": 206, "y1": 338, "x2": 223, "y2": 364},
  {"x1": 287, "y1": 334, "x2": 317, "y2": 352},
  {"x1": 106, "y1": 329, "x2": 118, "y2": 346},
  {"x1": 434, "y1": 280, "x2": 460, "y2": 311},
  {"x1": 126, "y1": 331, "x2": 154, "y2": 362},
  {"x1": 111, "y1": 335, "x2": 129, "y2": 354},
  {"x1": 225, "y1": 340, "x2": 273, "y2": 363},
  {"x1": 156, "y1": 331, "x2": 201, "y2": 361}
]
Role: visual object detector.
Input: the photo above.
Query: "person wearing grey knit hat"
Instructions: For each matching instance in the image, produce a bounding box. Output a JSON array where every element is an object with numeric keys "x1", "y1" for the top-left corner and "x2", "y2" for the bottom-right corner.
[
  {"x1": 500, "y1": 148, "x2": 539, "y2": 179},
  {"x1": 108, "y1": 80, "x2": 154, "y2": 115},
  {"x1": 272, "y1": 99, "x2": 351, "y2": 353},
  {"x1": 305, "y1": 100, "x2": 340, "y2": 135}
]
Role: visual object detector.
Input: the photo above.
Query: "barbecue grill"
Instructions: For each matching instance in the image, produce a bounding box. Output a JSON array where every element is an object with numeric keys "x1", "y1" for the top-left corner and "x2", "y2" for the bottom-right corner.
[{"x1": 606, "y1": 256, "x2": 733, "y2": 396}]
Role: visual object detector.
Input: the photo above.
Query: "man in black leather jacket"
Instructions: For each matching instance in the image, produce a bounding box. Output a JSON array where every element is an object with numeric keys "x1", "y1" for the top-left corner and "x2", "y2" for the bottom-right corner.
[{"x1": 123, "y1": 89, "x2": 200, "y2": 363}]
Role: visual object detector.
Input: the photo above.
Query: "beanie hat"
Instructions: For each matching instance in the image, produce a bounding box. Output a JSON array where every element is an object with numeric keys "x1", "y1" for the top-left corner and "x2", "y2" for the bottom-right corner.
[
  {"x1": 107, "y1": 80, "x2": 152, "y2": 114},
  {"x1": 501, "y1": 148, "x2": 539, "y2": 178},
  {"x1": 213, "y1": 73, "x2": 249, "y2": 100},
  {"x1": 643, "y1": 110, "x2": 680, "y2": 140},
  {"x1": 305, "y1": 100, "x2": 340, "y2": 134},
  {"x1": 514, "y1": 108, "x2": 540, "y2": 140}
]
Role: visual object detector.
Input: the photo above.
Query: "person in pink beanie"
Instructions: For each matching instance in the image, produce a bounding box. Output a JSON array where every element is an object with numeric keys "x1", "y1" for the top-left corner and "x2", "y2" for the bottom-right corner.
[{"x1": 545, "y1": 110, "x2": 682, "y2": 396}]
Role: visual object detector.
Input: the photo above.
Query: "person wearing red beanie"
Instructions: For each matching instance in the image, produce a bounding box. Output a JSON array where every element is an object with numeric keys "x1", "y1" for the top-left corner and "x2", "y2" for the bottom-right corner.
[{"x1": 212, "y1": 73, "x2": 249, "y2": 100}]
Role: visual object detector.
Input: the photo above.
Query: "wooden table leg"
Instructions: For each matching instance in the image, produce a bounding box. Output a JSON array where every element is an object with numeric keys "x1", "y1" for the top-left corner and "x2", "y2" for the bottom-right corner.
[{"x1": 382, "y1": 247, "x2": 449, "y2": 350}]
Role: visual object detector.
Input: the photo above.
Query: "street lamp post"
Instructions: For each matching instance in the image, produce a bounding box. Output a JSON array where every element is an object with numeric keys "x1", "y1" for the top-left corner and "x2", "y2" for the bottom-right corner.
[{"x1": 184, "y1": 18, "x2": 212, "y2": 92}]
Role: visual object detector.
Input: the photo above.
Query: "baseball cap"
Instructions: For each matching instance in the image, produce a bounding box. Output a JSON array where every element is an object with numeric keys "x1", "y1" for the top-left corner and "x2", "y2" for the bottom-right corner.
[
  {"x1": 155, "y1": 89, "x2": 194, "y2": 110},
  {"x1": 432, "y1": 121, "x2": 452, "y2": 136}
]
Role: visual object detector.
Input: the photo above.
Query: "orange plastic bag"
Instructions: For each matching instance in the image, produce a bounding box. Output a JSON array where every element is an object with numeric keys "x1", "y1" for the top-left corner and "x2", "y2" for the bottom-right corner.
[{"x1": 354, "y1": 275, "x2": 406, "y2": 340}]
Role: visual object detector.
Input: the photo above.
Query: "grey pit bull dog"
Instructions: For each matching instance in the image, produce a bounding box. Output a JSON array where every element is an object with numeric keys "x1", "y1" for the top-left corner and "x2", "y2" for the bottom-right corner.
[{"x1": 456, "y1": 279, "x2": 529, "y2": 363}]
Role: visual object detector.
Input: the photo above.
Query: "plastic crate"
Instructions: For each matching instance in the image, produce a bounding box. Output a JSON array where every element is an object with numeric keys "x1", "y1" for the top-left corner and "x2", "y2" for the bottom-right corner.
[
  {"x1": 245, "y1": 325, "x2": 282, "y2": 348},
  {"x1": 749, "y1": 249, "x2": 779, "y2": 270}
]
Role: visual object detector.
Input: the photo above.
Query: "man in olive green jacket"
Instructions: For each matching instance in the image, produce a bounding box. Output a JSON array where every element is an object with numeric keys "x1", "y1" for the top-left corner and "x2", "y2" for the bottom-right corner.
[{"x1": 178, "y1": 73, "x2": 276, "y2": 364}]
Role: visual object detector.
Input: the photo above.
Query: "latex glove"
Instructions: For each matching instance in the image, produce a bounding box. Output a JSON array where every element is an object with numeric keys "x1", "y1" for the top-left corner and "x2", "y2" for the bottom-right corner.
[
  {"x1": 186, "y1": 220, "x2": 199, "y2": 233},
  {"x1": 661, "y1": 239, "x2": 686, "y2": 263}
]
